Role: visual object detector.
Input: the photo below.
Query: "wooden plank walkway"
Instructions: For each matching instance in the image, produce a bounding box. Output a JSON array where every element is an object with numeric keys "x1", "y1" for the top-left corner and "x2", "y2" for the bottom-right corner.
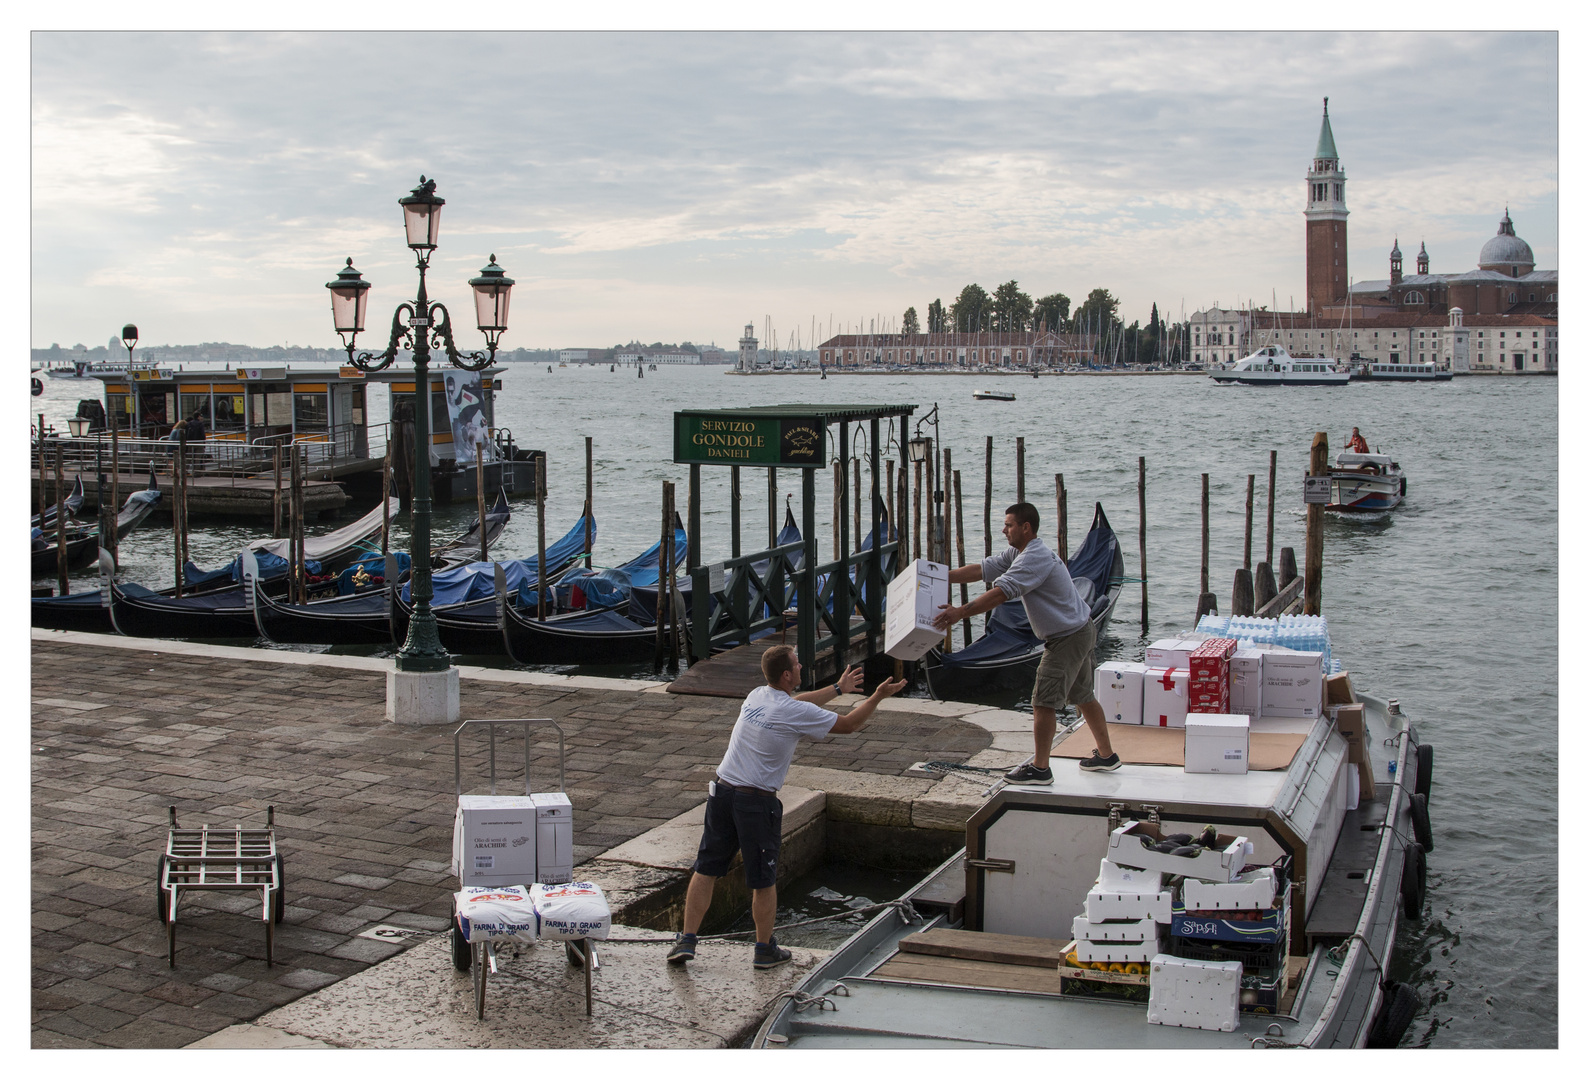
[
  {"x1": 666, "y1": 621, "x2": 875, "y2": 698},
  {"x1": 31, "y1": 469, "x2": 347, "y2": 517}
]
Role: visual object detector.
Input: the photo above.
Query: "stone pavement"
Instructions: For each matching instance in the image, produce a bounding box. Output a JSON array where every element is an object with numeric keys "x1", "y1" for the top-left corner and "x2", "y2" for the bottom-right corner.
[{"x1": 31, "y1": 634, "x2": 995, "y2": 1048}]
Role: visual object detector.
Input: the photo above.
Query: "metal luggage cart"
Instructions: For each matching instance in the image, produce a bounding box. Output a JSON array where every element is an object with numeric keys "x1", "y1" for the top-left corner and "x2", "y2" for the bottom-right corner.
[
  {"x1": 447, "y1": 718, "x2": 597, "y2": 1020},
  {"x1": 156, "y1": 805, "x2": 283, "y2": 968}
]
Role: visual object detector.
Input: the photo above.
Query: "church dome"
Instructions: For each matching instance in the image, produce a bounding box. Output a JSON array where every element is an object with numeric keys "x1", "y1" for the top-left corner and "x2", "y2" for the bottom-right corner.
[{"x1": 1478, "y1": 208, "x2": 1535, "y2": 274}]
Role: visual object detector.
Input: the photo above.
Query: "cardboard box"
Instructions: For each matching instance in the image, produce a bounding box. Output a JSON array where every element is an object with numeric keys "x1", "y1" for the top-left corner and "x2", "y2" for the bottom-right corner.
[
  {"x1": 1331, "y1": 703, "x2": 1366, "y2": 763},
  {"x1": 1147, "y1": 954, "x2": 1243, "y2": 1032},
  {"x1": 1229, "y1": 649, "x2": 1264, "y2": 719},
  {"x1": 1325, "y1": 670, "x2": 1356, "y2": 706},
  {"x1": 1084, "y1": 859, "x2": 1173, "y2": 923},
  {"x1": 452, "y1": 795, "x2": 538, "y2": 887},
  {"x1": 1181, "y1": 866, "x2": 1279, "y2": 911},
  {"x1": 1188, "y1": 682, "x2": 1231, "y2": 715},
  {"x1": 1143, "y1": 667, "x2": 1189, "y2": 728},
  {"x1": 1188, "y1": 637, "x2": 1237, "y2": 680},
  {"x1": 532, "y1": 792, "x2": 573, "y2": 885},
  {"x1": 1072, "y1": 915, "x2": 1160, "y2": 943},
  {"x1": 1260, "y1": 650, "x2": 1325, "y2": 718},
  {"x1": 1145, "y1": 637, "x2": 1203, "y2": 669},
  {"x1": 1075, "y1": 934, "x2": 1163, "y2": 964},
  {"x1": 1094, "y1": 661, "x2": 1148, "y2": 725},
  {"x1": 1184, "y1": 713, "x2": 1250, "y2": 774},
  {"x1": 1106, "y1": 821, "x2": 1250, "y2": 883},
  {"x1": 884, "y1": 559, "x2": 949, "y2": 660}
]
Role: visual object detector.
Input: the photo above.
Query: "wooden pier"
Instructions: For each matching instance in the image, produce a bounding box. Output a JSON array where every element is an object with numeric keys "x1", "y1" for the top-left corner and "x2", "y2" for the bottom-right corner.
[{"x1": 31, "y1": 469, "x2": 348, "y2": 519}]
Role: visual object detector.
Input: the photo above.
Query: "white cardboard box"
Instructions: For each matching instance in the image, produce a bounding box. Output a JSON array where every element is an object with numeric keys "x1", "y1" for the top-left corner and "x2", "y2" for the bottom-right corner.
[
  {"x1": 1145, "y1": 637, "x2": 1203, "y2": 669},
  {"x1": 1261, "y1": 650, "x2": 1325, "y2": 718},
  {"x1": 1181, "y1": 867, "x2": 1279, "y2": 911},
  {"x1": 1094, "y1": 661, "x2": 1148, "y2": 725},
  {"x1": 1083, "y1": 859, "x2": 1173, "y2": 923},
  {"x1": 531, "y1": 792, "x2": 573, "y2": 885},
  {"x1": 1105, "y1": 822, "x2": 1251, "y2": 883},
  {"x1": 452, "y1": 795, "x2": 538, "y2": 887},
  {"x1": 1074, "y1": 934, "x2": 1162, "y2": 964},
  {"x1": 1071, "y1": 915, "x2": 1160, "y2": 942},
  {"x1": 1143, "y1": 666, "x2": 1189, "y2": 728},
  {"x1": 884, "y1": 559, "x2": 949, "y2": 660},
  {"x1": 1229, "y1": 648, "x2": 1265, "y2": 719},
  {"x1": 1147, "y1": 954, "x2": 1243, "y2": 1032},
  {"x1": 1184, "y1": 713, "x2": 1251, "y2": 775}
]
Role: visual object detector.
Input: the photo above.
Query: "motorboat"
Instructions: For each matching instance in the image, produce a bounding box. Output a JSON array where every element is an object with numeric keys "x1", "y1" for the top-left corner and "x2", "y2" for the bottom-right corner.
[
  {"x1": 1326, "y1": 452, "x2": 1405, "y2": 512},
  {"x1": 1210, "y1": 346, "x2": 1349, "y2": 386},
  {"x1": 753, "y1": 677, "x2": 1436, "y2": 1050},
  {"x1": 972, "y1": 389, "x2": 1017, "y2": 402},
  {"x1": 1348, "y1": 359, "x2": 1453, "y2": 383}
]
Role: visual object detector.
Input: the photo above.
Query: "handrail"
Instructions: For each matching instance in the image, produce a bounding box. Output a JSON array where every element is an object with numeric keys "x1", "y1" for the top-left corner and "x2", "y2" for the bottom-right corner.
[{"x1": 32, "y1": 424, "x2": 389, "y2": 488}]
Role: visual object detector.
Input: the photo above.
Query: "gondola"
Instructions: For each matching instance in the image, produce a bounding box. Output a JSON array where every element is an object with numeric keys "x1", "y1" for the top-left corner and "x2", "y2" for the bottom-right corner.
[
  {"x1": 31, "y1": 475, "x2": 85, "y2": 530},
  {"x1": 251, "y1": 504, "x2": 556, "y2": 648},
  {"x1": 922, "y1": 503, "x2": 1123, "y2": 701},
  {"x1": 101, "y1": 497, "x2": 399, "y2": 639},
  {"x1": 499, "y1": 514, "x2": 714, "y2": 666},
  {"x1": 31, "y1": 475, "x2": 166, "y2": 629},
  {"x1": 30, "y1": 526, "x2": 99, "y2": 577},
  {"x1": 386, "y1": 515, "x2": 596, "y2": 655},
  {"x1": 431, "y1": 491, "x2": 510, "y2": 569}
]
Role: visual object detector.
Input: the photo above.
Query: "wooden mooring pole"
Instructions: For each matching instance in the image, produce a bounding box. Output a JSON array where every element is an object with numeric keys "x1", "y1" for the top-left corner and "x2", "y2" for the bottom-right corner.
[
  {"x1": 912, "y1": 459, "x2": 923, "y2": 562},
  {"x1": 1266, "y1": 449, "x2": 1277, "y2": 567},
  {"x1": 55, "y1": 444, "x2": 69, "y2": 596},
  {"x1": 832, "y1": 461, "x2": 842, "y2": 563},
  {"x1": 885, "y1": 460, "x2": 894, "y2": 539},
  {"x1": 537, "y1": 454, "x2": 549, "y2": 621},
  {"x1": 1196, "y1": 472, "x2": 1216, "y2": 619},
  {"x1": 655, "y1": 481, "x2": 669, "y2": 667},
  {"x1": 476, "y1": 454, "x2": 489, "y2": 565},
  {"x1": 585, "y1": 436, "x2": 594, "y2": 564},
  {"x1": 110, "y1": 421, "x2": 120, "y2": 566},
  {"x1": 273, "y1": 444, "x2": 284, "y2": 539},
  {"x1": 1304, "y1": 432, "x2": 1327, "y2": 615},
  {"x1": 954, "y1": 469, "x2": 971, "y2": 648},
  {"x1": 1055, "y1": 473, "x2": 1068, "y2": 562},
  {"x1": 1016, "y1": 436, "x2": 1025, "y2": 504},
  {"x1": 1138, "y1": 456, "x2": 1149, "y2": 636},
  {"x1": 897, "y1": 466, "x2": 909, "y2": 564},
  {"x1": 173, "y1": 434, "x2": 187, "y2": 598},
  {"x1": 983, "y1": 436, "x2": 993, "y2": 558},
  {"x1": 381, "y1": 443, "x2": 392, "y2": 557},
  {"x1": 1244, "y1": 474, "x2": 1255, "y2": 571}
]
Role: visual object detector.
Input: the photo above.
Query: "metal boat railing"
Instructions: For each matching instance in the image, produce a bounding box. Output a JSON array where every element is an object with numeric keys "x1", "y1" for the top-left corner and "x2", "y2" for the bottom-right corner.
[{"x1": 32, "y1": 423, "x2": 389, "y2": 487}]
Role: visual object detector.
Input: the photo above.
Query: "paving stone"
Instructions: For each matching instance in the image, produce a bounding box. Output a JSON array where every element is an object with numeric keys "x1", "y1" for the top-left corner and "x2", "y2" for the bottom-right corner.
[{"x1": 32, "y1": 637, "x2": 989, "y2": 1046}]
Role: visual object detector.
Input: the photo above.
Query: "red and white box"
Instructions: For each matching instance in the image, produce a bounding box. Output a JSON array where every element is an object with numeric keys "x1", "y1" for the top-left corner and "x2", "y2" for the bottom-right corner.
[
  {"x1": 1145, "y1": 637, "x2": 1204, "y2": 670},
  {"x1": 1144, "y1": 667, "x2": 1189, "y2": 728},
  {"x1": 1188, "y1": 638, "x2": 1238, "y2": 680},
  {"x1": 1189, "y1": 684, "x2": 1231, "y2": 715}
]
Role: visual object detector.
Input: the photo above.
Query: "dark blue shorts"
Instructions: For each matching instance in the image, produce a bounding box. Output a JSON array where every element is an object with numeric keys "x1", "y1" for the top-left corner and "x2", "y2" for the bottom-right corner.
[{"x1": 693, "y1": 784, "x2": 783, "y2": 890}]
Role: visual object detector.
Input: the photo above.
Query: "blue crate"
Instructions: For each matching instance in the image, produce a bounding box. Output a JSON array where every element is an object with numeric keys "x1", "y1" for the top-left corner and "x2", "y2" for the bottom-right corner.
[{"x1": 1170, "y1": 904, "x2": 1287, "y2": 944}]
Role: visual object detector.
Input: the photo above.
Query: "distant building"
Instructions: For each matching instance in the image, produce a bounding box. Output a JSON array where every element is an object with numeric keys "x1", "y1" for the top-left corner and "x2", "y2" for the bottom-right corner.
[
  {"x1": 1199, "y1": 100, "x2": 1557, "y2": 374},
  {"x1": 615, "y1": 349, "x2": 699, "y2": 365},
  {"x1": 697, "y1": 346, "x2": 730, "y2": 364},
  {"x1": 815, "y1": 331, "x2": 1090, "y2": 368},
  {"x1": 558, "y1": 348, "x2": 607, "y2": 364},
  {"x1": 737, "y1": 324, "x2": 759, "y2": 372}
]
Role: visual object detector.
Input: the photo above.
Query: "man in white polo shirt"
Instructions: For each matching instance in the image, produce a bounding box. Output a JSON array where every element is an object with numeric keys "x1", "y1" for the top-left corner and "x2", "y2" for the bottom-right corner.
[{"x1": 667, "y1": 645, "x2": 905, "y2": 970}]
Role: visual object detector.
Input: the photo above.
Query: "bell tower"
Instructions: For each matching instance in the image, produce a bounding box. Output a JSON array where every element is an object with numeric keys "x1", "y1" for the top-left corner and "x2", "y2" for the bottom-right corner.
[{"x1": 1304, "y1": 97, "x2": 1350, "y2": 314}]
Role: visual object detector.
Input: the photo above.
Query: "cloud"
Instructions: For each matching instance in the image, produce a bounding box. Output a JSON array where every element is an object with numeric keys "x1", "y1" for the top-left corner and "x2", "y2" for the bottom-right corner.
[{"x1": 30, "y1": 30, "x2": 1558, "y2": 348}]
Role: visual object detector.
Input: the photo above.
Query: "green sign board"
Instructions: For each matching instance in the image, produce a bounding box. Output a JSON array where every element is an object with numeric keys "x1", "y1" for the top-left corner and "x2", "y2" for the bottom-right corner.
[{"x1": 674, "y1": 412, "x2": 826, "y2": 468}]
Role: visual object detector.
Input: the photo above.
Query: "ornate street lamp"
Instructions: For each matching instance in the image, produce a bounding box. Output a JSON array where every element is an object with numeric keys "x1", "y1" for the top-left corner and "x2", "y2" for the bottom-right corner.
[{"x1": 327, "y1": 176, "x2": 514, "y2": 676}]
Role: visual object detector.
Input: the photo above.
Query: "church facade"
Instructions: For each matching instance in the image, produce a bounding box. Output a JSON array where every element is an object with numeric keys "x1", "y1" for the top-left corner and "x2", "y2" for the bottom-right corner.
[{"x1": 1190, "y1": 100, "x2": 1556, "y2": 373}]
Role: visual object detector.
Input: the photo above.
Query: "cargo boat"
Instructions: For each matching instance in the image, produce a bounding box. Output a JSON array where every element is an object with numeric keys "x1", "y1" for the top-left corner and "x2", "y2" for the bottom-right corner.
[{"x1": 752, "y1": 685, "x2": 1433, "y2": 1049}]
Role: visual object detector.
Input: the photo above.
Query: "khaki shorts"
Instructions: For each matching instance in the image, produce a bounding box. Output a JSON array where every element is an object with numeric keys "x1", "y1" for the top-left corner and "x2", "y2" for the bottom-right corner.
[{"x1": 1031, "y1": 621, "x2": 1098, "y2": 710}]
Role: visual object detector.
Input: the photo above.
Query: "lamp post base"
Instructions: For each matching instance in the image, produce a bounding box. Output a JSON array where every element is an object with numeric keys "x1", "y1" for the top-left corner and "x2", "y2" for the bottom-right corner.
[{"x1": 386, "y1": 667, "x2": 460, "y2": 726}]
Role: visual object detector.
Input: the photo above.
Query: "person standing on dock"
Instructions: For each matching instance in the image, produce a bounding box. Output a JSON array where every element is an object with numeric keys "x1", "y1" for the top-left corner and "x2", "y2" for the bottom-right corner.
[
  {"x1": 667, "y1": 646, "x2": 905, "y2": 971},
  {"x1": 932, "y1": 502, "x2": 1119, "y2": 781},
  {"x1": 1347, "y1": 427, "x2": 1370, "y2": 453}
]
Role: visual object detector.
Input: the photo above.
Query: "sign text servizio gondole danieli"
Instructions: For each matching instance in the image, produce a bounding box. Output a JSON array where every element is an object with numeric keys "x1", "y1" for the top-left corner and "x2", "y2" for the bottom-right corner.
[{"x1": 673, "y1": 413, "x2": 826, "y2": 468}]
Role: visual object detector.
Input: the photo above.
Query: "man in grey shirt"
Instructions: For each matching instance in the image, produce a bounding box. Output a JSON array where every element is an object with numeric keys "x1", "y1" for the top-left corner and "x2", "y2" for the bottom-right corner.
[
  {"x1": 667, "y1": 645, "x2": 905, "y2": 969},
  {"x1": 933, "y1": 501, "x2": 1118, "y2": 782}
]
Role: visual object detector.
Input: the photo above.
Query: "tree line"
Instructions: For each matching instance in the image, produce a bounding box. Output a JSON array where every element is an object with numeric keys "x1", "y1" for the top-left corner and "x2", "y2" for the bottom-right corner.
[{"x1": 896, "y1": 281, "x2": 1187, "y2": 366}]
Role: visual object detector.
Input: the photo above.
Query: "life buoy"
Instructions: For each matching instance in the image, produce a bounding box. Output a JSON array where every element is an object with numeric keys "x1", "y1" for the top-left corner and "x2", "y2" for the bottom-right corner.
[
  {"x1": 1409, "y1": 792, "x2": 1433, "y2": 852},
  {"x1": 31, "y1": 376, "x2": 43, "y2": 397}
]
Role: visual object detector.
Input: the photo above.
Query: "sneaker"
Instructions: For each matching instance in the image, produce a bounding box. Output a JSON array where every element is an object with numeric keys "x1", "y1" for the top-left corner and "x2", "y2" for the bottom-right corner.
[
  {"x1": 666, "y1": 932, "x2": 697, "y2": 965},
  {"x1": 1080, "y1": 750, "x2": 1122, "y2": 773},
  {"x1": 753, "y1": 936, "x2": 792, "y2": 970},
  {"x1": 1004, "y1": 763, "x2": 1054, "y2": 785}
]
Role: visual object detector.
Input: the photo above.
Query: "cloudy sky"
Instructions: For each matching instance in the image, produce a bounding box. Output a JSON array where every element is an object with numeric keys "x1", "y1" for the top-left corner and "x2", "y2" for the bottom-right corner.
[{"x1": 29, "y1": 30, "x2": 1558, "y2": 352}]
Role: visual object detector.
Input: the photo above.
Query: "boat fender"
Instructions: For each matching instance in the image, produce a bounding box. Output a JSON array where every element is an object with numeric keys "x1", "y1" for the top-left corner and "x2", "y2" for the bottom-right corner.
[
  {"x1": 1400, "y1": 844, "x2": 1427, "y2": 920},
  {"x1": 1365, "y1": 981, "x2": 1420, "y2": 1048},
  {"x1": 1415, "y1": 743, "x2": 1434, "y2": 805},
  {"x1": 1409, "y1": 793, "x2": 1433, "y2": 852}
]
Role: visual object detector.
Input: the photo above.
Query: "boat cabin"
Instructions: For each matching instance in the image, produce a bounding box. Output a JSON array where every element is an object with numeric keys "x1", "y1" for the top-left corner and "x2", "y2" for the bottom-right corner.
[{"x1": 1333, "y1": 452, "x2": 1396, "y2": 475}]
